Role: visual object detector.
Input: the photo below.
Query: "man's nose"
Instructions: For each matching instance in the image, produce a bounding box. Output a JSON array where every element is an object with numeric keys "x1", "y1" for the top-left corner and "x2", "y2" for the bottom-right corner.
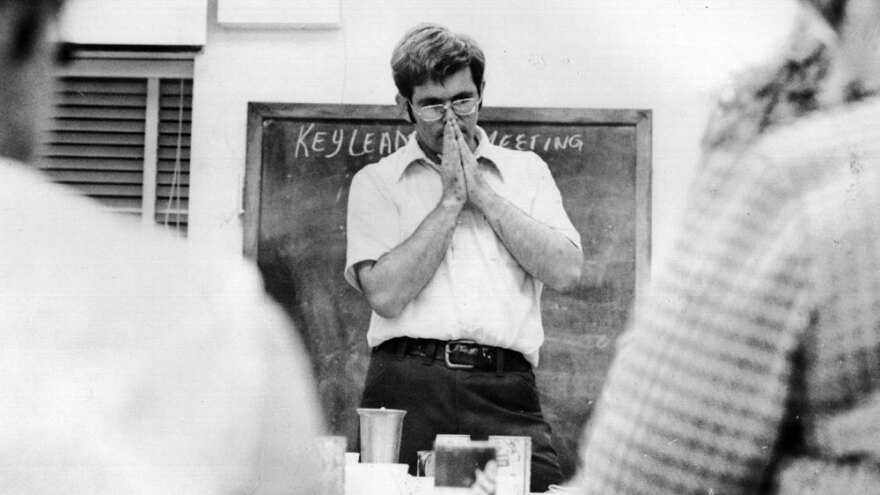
[{"x1": 441, "y1": 104, "x2": 457, "y2": 122}]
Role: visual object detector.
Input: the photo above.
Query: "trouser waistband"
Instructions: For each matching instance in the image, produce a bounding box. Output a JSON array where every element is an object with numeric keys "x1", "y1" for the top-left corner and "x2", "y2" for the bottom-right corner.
[{"x1": 374, "y1": 337, "x2": 531, "y2": 373}]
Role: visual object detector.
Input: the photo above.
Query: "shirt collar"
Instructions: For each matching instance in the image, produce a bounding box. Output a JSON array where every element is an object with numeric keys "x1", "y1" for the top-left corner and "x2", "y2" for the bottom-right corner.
[{"x1": 395, "y1": 126, "x2": 504, "y2": 181}]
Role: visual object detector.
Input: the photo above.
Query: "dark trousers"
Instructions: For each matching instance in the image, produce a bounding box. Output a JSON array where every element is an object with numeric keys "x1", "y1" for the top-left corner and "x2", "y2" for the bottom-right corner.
[{"x1": 359, "y1": 342, "x2": 564, "y2": 493}]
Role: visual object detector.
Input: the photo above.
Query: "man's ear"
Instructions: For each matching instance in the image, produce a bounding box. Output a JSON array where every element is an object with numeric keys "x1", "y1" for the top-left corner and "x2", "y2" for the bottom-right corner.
[
  {"x1": 395, "y1": 93, "x2": 414, "y2": 123},
  {"x1": 478, "y1": 80, "x2": 486, "y2": 110}
]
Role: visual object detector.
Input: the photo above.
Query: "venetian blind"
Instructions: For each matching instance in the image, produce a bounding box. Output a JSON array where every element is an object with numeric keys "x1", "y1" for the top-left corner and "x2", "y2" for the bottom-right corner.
[
  {"x1": 41, "y1": 54, "x2": 193, "y2": 236},
  {"x1": 156, "y1": 79, "x2": 191, "y2": 234}
]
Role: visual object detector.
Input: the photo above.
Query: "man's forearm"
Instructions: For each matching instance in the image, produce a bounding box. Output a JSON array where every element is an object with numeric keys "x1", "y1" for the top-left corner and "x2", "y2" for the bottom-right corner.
[
  {"x1": 357, "y1": 199, "x2": 462, "y2": 318},
  {"x1": 451, "y1": 120, "x2": 581, "y2": 291},
  {"x1": 473, "y1": 189, "x2": 582, "y2": 292}
]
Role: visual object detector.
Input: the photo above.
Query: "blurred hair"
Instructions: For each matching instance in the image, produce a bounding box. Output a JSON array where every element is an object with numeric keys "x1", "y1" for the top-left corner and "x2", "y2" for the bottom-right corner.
[
  {"x1": 800, "y1": 0, "x2": 848, "y2": 30},
  {"x1": 390, "y1": 23, "x2": 486, "y2": 101},
  {"x1": 701, "y1": 0, "x2": 880, "y2": 152},
  {"x1": 701, "y1": 12, "x2": 833, "y2": 151},
  {"x1": 0, "y1": 0, "x2": 63, "y2": 9},
  {"x1": 2, "y1": 0, "x2": 65, "y2": 62}
]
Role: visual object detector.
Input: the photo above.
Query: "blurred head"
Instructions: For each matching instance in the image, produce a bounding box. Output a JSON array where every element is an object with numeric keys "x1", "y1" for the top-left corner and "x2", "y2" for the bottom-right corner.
[
  {"x1": 797, "y1": 0, "x2": 880, "y2": 100},
  {"x1": 801, "y1": 0, "x2": 849, "y2": 30},
  {"x1": 391, "y1": 23, "x2": 486, "y2": 159},
  {"x1": 0, "y1": 0, "x2": 65, "y2": 162},
  {"x1": 702, "y1": 0, "x2": 880, "y2": 152}
]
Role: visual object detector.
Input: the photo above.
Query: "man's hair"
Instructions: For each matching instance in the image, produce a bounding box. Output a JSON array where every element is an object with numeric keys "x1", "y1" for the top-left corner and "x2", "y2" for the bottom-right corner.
[{"x1": 390, "y1": 23, "x2": 485, "y2": 101}]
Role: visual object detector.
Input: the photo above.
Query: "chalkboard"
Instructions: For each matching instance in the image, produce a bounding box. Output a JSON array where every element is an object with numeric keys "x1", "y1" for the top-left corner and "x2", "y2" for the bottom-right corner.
[{"x1": 244, "y1": 103, "x2": 651, "y2": 478}]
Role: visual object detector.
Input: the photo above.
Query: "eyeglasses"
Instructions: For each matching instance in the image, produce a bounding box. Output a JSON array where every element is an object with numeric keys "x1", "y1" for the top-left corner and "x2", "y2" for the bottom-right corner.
[{"x1": 409, "y1": 97, "x2": 481, "y2": 122}]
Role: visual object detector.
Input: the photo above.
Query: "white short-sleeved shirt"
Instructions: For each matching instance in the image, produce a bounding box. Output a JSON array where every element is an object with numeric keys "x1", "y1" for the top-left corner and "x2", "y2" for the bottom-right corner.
[{"x1": 345, "y1": 128, "x2": 581, "y2": 366}]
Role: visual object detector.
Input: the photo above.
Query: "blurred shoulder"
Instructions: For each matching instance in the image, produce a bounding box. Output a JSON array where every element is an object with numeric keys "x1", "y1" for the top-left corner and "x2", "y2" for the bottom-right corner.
[
  {"x1": 749, "y1": 95, "x2": 880, "y2": 181},
  {"x1": 0, "y1": 160, "x2": 321, "y2": 493},
  {"x1": 0, "y1": 158, "x2": 290, "y2": 343},
  {"x1": 698, "y1": 96, "x2": 880, "y2": 203}
]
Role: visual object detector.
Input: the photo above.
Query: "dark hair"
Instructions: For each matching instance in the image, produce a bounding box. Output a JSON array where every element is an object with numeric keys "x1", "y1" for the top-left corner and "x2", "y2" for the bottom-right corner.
[
  {"x1": 0, "y1": 0, "x2": 63, "y2": 9},
  {"x1": 390, "y1": 23, "x2": 486, "y2": 101},
  {"x1": 700, "y1": 0, "x2": 880, "y2": 152},
  {"x1": 3, "y1": 0, "x2": 65, "y2": 62},
  {"x1": 800, "y1": 0, "x2": 848, "y2": 30},
  {"x1": 701, "y1": 15, "x2": 832, "y2": 151}
]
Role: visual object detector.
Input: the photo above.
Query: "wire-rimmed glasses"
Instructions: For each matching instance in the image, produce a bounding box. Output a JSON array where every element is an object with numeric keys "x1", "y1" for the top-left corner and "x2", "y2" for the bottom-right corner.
[{"x1": 409, "y1": 97, "x2": 481, "y2": 122}]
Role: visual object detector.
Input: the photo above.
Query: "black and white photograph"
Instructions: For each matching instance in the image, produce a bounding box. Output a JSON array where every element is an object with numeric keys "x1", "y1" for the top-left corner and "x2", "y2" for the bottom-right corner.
[{"x1": 2, "y1": 0, "x2": 880, "y2": 493}]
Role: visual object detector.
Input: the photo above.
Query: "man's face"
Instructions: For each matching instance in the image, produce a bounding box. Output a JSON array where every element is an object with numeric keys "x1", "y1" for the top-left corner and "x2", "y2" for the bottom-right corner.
[{"x1": 403, "y1": 66, "x2": 482, "y2": 160}]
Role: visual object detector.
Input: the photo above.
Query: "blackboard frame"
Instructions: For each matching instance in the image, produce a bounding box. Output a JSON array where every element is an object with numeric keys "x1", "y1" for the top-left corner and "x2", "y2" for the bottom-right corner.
[
  {"x1": 243, "y1": 102, "x2": 651, "y2": 300},
  {"x1": 242, "y1": 101, "x2": 653, "y2": 476}
]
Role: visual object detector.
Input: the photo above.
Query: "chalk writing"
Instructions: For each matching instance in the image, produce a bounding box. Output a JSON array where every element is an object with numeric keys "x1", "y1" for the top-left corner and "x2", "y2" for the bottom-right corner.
[
  {"x1": 292, "y1": 123, "x2": 585, "y2": 160},
  {"x1": 486, "y1": 130, "x2": 584, "y2": 153},
  {"x1": 293, "y1": 124, "x2": 410, "y2": 159},
  {"x1": 527, "y1": 53, "x2": 572, "y2": 69}
]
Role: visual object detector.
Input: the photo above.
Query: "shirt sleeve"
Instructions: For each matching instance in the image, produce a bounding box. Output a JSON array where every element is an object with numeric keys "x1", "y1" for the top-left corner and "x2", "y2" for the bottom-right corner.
[
  {"x1": 344, "y1": 167, "x2": 399, "y2": 291},
  {"x1": 572, "y1": 151, "x2": 813, "y2": 494},
  {"x1": 527, "y1": 152, "x2": 582, "y2": 250}
]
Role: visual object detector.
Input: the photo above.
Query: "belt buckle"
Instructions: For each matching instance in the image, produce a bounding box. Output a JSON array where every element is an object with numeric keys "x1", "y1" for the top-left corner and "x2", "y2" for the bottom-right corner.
[{"x1": 444, "y1": 339, "x2": 475, "y2": 369}]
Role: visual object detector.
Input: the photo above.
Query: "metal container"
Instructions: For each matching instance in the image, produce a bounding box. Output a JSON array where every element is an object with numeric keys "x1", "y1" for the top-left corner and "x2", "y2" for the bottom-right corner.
[{"x1": 356, "y1": 407, "x2": 407, "y2": 463}]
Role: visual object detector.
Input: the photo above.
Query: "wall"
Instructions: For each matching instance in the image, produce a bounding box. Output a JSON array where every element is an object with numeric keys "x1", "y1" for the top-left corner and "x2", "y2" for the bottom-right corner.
[
  {"x1": 62, "y1": 0, "x2": 207, "y2": 45},
  {"x1": 185, "y1": 0, "x2": 798, "y2": 268},
  {"x1": 57, "y1": 0, "x2": 799, "y2": 268}
]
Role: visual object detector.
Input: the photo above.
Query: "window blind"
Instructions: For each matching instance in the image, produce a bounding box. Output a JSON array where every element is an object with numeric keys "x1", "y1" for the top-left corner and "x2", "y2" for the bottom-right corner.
[
  {"x1": 41, "y1": 71, "x2": 192, "y2": 236},
  {"x1": 156, "y1": 78, "x2": 191, "y2": 234}
]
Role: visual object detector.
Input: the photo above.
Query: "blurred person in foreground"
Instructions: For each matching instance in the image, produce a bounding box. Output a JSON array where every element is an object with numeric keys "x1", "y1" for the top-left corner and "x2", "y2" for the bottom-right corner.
[
  {"x1": 571, "y1": 0, "x2": 880, "y2": 493},
  {"x1": 0, "y1": 0, "x2": 325, "y2": 492}
]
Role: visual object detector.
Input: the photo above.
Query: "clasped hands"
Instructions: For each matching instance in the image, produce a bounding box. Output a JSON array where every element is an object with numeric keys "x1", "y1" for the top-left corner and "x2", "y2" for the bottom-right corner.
[{"x1": 436, "y1": 119, "x2": 490, "y2": 209}]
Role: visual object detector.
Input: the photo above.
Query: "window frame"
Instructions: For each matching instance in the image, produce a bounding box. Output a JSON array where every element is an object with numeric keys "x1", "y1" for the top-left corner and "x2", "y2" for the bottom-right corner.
[{"x1": 50, "y1": 49, "x2": 195, "y2": 230}]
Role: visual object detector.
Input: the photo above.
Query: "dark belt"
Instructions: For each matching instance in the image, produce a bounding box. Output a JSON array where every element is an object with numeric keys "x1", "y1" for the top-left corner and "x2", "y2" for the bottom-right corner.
[{"x1": 375, "y1": 337, "x2": 531, "y2": 373}]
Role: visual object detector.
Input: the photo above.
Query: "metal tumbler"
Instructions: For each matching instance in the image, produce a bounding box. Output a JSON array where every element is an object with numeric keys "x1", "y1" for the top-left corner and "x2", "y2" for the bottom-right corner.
[{"x1": 356, "y1": 407, "x2": 407, "y2": 463}]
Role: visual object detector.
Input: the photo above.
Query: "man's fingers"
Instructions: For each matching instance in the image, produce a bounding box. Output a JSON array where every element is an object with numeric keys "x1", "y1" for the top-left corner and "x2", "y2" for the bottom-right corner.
[
  {"x1": 442, "y1": 121, "x2": 459, "y2": 161},
  {"x1": 451, "y1": 121, "x2": 475, "y2": 160},
  {"x1": 452, "y1": 120, "x2": 465, "y2": 142}
]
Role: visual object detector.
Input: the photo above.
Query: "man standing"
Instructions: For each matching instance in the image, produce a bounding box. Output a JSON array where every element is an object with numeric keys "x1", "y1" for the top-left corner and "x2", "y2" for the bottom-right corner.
[{"x1": 345, "y1": 23, "x2": 583, "y2": 492}]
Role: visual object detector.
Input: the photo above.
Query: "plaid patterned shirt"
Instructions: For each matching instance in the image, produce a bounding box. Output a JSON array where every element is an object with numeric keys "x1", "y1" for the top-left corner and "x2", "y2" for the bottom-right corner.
[{"x1": 573, "y1": 96, "x2": 880, "y2": 494}]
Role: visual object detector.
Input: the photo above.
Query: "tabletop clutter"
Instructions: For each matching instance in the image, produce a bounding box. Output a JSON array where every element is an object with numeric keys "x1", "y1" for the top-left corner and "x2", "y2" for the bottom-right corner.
[{"x1": 313, "y1": 407, "x2": 535, "y2": 495}]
